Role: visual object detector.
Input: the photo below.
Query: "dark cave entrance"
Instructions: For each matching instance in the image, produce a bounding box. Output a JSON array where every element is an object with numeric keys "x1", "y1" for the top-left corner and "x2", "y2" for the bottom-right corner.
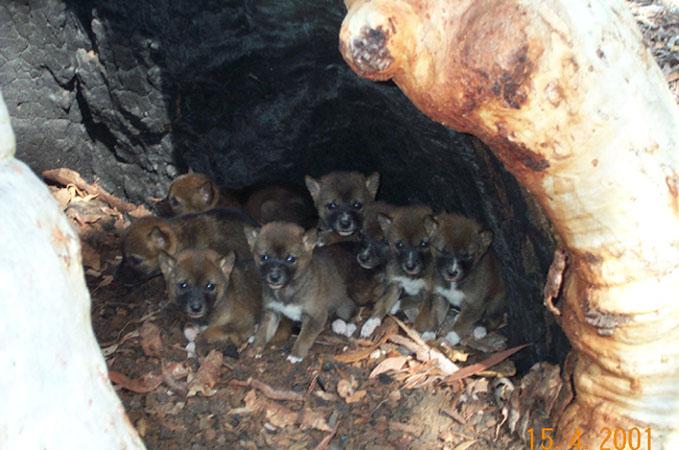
[{"x1": 1, "y1": 0, "x2": 564, "y2": 370}]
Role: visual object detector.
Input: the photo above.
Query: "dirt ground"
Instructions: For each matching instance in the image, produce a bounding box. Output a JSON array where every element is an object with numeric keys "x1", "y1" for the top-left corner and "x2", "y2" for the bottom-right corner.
[
  {"x1": 45, "y1": 2, "x2": 676, "y2": 448},
  {"x1": 79, "y1": 196, "x2": 534, "y2": 450}
]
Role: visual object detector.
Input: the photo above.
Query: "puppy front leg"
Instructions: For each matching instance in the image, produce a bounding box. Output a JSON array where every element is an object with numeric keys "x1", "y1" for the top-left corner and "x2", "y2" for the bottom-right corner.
[
  {"x1": 249, "y1": 309, "x2": 281, "y2": 357},
  {"x1": 288, "y1": 310, "x2": 327, "y2": 363},
  {"x1": 360, "y1": 283, "x2": 401, "y2": 337}
]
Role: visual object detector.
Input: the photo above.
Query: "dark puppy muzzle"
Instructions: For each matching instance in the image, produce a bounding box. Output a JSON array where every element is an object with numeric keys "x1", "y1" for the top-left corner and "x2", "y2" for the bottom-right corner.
[
  {"x1": 327, "y1": 209, "x2": 362, "y2": 236},
  {"x1": 261, "y1": 262, "x2": 289, "y2": 289},
  {"x1": 400, "y1": 250, "x2": 422, "y2": 276},
  {"x1": 177, "y1": 290, "x2": 210, "y2": 321}
]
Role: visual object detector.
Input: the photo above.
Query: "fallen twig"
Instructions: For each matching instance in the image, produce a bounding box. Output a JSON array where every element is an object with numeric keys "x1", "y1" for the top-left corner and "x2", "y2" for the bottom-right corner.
[
  {"x1": 228, "y1": 377, "x2": 304, "y2": 402},
  {"x1": 443, "y1": 344, "x2": 529, "y2": 384},
  {"x1": 42, "y1": 167, "x2": 148, "y2": 215}
]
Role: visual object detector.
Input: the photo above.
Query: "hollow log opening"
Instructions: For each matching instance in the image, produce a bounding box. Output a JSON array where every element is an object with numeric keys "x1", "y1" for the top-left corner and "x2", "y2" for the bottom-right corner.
[
  {"x1": 4, "y1": 0, "x2": 676, "y2": 448},
  {"x1": 2, "y1": 0, "x2": 563, "y2": 368}
]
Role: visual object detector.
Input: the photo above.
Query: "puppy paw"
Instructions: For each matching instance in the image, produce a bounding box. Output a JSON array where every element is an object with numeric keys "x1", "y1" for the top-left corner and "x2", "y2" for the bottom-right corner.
[
  {"x1": 360, "y1": 317, "x2": 382, "y2": 338},
  {"x1": 472, "y1": 326, "x2": 487, "y2": 340},
  {"x1": 331, "y1": 319, "x2": 348, "y2": 336},
  {"x1": 287, "y1": 354, "x2": 303, "y2": 364},
  {"x1": 444, "y1": 331, "x2": 461, "y2": 346},
  {"x1": 247, "y1": 335, "x2": 256, "y2": 344},
  {"x1": 345, "y1": 323, "x2": 357, "y2": 337},
  {"x1": 184, "y1": 341, "x2": 197, "y2": 358},
  {"x1": 420, "y1": 331, "x2": 436, "y2": 341}
]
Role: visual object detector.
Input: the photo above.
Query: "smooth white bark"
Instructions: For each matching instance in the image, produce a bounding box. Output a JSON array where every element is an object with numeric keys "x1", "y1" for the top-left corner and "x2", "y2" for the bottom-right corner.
[{"x1": 0, "y1": 90, "x2": 145, "y2": 449}]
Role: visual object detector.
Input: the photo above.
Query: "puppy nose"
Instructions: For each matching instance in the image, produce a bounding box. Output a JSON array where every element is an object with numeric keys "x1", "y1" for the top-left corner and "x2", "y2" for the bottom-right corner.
[
  {"x1": 268, "y1": 270, "x2": 282, "y2": 283},
  {"x1": 338, "y1": 213, "x2": 352, "y2": 228},
  {"x1": 358, "y1": 251, "x2": 370, "y2": 263},
  {"x1": 447, "y1": 268, "x2": 459, "y2": 278},
  {"x1": 405, "y1": 260, "x2": 417, "y2": 271},
  {"x1": 190, "y1": 302, "x2": 203, "y2": 313}
]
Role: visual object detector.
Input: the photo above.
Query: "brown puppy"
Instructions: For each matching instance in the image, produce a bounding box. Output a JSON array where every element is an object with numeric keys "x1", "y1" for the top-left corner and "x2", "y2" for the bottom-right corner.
[
  {"x1": 349, "y1": 201, "x2": 396, "y2": 307},
  {"x1": 305, "y1": 171, "x2": 380, "y2": 240},
  {"x1": 245, "y1": 222, "x2": 355, "y2": 363},
  {"x1": 243, "y1": 184, "x2": 316, "y2": 228},
  {"x1": 158, "y1": 249, "x2": 261, "y2": 347},
  {"x1": 359, "y1": 205, "x2": 437, "y2": 337},
  {"x1": 428, "y1": 213, "x2": 505, "y2": 345},
  {"x1": 166, "y1": 172, "x2": 240, "y2": 215},
  {"x1": 118, "y1": 208, "x2": 257, "y2": 284}
]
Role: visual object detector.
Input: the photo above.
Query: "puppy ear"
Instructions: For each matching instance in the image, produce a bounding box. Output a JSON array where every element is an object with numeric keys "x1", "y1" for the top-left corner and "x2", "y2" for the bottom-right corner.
[
  {"x1": 243, "y1": 224, "x2": 260, "y2": 251},
  {"x1": 157, "y1": 250, "x2": 176, "y2": 279},
  {"x1": 423, "y1": 214, "x2": 438, "y2": 237},
  {"x1": 149, "y1": 226, "x2": 171, "y2": 250},
  {"x1": 478, "y1": 230, "x2": 493, "y2": 253},
  {"x1": 302, "y1": 228, "x2": 318, "y2": 253},
  {"x1": 197, "y1": 180, "x2": 215, "y2": 205},
  {"x1": 376, "y1": 213, "x2": 393, "y2": 235},
  {"x1": 304, "y1": 175, "x2": 321, "y2": 203},
  {"x1": 366, "y1": 172, "x2": 380, "y2": 199},
  {"x1": 219, "y1": 251, "x2": 236, "y2": 279}
]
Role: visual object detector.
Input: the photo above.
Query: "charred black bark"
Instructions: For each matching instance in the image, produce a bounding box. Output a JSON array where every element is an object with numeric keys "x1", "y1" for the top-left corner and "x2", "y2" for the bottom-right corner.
[{"x1": 0, "y1": 0, "x2": 564, "y2": 369}]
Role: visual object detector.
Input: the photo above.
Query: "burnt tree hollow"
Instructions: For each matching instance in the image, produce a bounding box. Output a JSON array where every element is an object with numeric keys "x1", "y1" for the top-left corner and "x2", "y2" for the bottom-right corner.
[{"x1": 0, "y1": 0, "x2": 563, "y2": 369}]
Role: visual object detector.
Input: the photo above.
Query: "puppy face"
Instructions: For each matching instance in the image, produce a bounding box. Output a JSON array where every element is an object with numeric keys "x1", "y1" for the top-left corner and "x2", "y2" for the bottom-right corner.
[
  {"x1": 430, "y1": 213, "x2": 493, "y2": 283},
  {"x1": 378, "y1": 206, "x2": 435, "y2": 277},
  {"x1": 119, "y1": 216, "x2": 177, "y2": 282},
  {"x1": 158, "y1": 249, "x2": 235, "y2": 322},
  {"x1": 166, "y1": 173, "x2": 218, "y2": 215},
  {"x1": 305, "y1": 171, "x2": 380, "y2": 237},
  {"x1": 244, "y1": 222, "x2": 317, "y2": 290}
]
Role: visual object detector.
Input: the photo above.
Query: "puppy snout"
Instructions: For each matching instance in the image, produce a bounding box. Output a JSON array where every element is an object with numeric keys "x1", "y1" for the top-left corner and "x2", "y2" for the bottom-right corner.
[
  {"x1": 402, "y1": 251, "x2": 421, "y2": 274},
  {"x1": 338, "y1": 213, "x2": 353, "y2": 230},
  {"x1": 267, "y1": 269, "x2": 282, "y2": 283},
  {"x1": 189, "y1": 301, "x2": 203, "y2": 313}
]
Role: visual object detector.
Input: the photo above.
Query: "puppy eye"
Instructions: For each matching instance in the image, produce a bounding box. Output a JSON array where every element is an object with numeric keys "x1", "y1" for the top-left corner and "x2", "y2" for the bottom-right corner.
[
  {"x1": 205, "y1": 282, "x2": 215, "y2": 291},
  {"x1": 128, "y1": 255, "x2": 143, "y2": 266},
  {"x1": 420, "y1": 240, "x2": 429, "y2": 248},
  {"x1": 352, "y1": 200, "x2": 363, "y2": 210},
  {"x1": 178, "y1": 281, "x2": 188, "y2": 290},
  {"x1": 326, "y1": 201, "x2": 337, "y2": 210},
  {"x1": 395, "y1": 241, "x2": 404, "y2": 249},
  {"x1": 286, "y1": 255, "x2": 296, "y2": 264},
  {"x1": 260, "y1": 254, "x2": 269, "y2": 262}
]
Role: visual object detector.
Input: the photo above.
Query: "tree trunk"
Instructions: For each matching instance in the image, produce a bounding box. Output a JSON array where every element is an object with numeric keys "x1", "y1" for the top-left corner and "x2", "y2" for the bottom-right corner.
[
  {"x1": 340, "y1": 0, "x2": 679, "y2": 448},
  {"x1": 0, "y1": 90, "x2": 145, "y2": 449}
]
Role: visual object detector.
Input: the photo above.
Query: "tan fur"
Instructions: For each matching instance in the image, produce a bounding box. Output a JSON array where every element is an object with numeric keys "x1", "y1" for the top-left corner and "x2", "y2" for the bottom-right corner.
[
  {"x1": 429, "y1": 213, "x2": 505, "y2": 339},
  {"x1": 245, "y1": 222, "x2": 355, "y2": 361},
  {"x1": 244, "y1": 184, "x2": 316, "y2": 228},
  {"x1": 166, "y1": 172, "x2": 240, "y2": 215},
  {"x1": 119, "y1": 209, "x2": 255, "y2": 282},
  {"x1": 305, "y1": 171, "x2": 380, "y2": 239},
  {"x1": 158, "y1": 249, "x2": 260, "y2": 346}
]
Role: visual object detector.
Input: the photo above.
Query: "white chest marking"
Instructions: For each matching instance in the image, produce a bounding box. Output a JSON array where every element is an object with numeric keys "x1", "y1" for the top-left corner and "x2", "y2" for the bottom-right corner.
[
  {"x1": 435, "y1": 283, "x2": 466, "y2": 307},
  {"x1": 268, "y1": 301, "x2": 303, "y2": 322},
  {"x1": 391, "y1": 275, "x2": 426, "y2": 296}
]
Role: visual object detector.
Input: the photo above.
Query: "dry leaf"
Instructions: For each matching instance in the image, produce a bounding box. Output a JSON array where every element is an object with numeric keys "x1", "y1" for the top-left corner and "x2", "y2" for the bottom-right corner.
[
  {"x1": 333, "y1": 345, "x2": 379, "y2": 363},
  {"x1": 109, "y1": 370, "x2": 162, "y2": 393},
  {"x1": 337, "y1": 377, "x2": 358, "y2": 400},
  {"x1": 444, "y1": 344, "x2": 529, "y2": 384},
  {"x1": 139, "y1": 321, "x2": 163, "y2": 357},
  {"x1": 187, "y1": 350, "x2": 223, "y2": 397},
  {"x1": 345, "y1": 389, "x2": 367, "y2": 404},
  {"x1": 228, "y1": 377, "x2": 304, "y2": 402},
  {"x1": 453, "y1": 440, "x2": 478, "y2": 450},
  {"x1": 300, "y1": 408, "x2": 332, "y2": 431},
  {"x1": 369, "y1": 355, "x2": 409, "y2": 378}
]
